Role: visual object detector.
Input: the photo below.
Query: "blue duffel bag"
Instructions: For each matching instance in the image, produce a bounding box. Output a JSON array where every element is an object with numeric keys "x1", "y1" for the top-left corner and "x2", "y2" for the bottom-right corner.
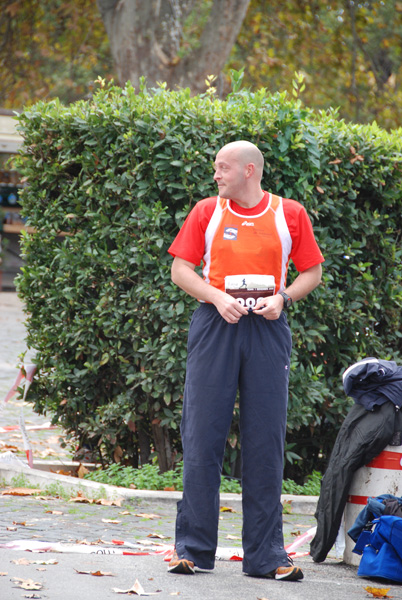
[{"x1": 357, "y1": 515, "x2": 402, "y2": 583}]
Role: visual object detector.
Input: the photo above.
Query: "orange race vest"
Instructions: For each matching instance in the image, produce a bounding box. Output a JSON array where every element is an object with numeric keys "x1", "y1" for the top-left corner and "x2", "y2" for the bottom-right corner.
[{"x1": 202, "y1": 194, "x2": 292, "y2": 294}]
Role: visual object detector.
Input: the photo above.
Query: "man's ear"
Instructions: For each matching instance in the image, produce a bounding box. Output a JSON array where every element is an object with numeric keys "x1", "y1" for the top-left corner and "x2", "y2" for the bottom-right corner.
[{"x1": 245, "y1": 163, "x2": 255, "y2": 178}]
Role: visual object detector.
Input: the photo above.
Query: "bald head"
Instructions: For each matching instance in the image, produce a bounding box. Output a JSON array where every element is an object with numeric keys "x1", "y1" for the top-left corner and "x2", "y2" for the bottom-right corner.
[
  {"x1": 218, "y1": 141, "x2": 264, "y2": 178},
  {"x1": 213, "y1": 140, "x2": 265, "y2": 207}
]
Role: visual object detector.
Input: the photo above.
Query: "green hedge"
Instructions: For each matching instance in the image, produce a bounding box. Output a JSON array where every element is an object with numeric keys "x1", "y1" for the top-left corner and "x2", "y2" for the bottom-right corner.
[{"x1": 15, "y1": 81, "x2": 402, "y2": 479}]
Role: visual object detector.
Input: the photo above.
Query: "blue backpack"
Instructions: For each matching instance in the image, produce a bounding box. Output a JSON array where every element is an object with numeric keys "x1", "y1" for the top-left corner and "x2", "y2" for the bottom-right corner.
[{"x1": 357, "y1": 515, "x2": 402, "y2": 583}]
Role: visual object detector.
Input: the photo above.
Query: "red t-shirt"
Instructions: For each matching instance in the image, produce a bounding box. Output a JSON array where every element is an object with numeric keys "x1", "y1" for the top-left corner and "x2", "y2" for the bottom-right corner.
[{"x1": 169, "y1": 192, "x2": 324, "y2": 293}]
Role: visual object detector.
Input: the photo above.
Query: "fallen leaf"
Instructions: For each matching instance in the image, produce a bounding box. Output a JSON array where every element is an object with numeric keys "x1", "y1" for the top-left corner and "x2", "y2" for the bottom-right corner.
[
  {"x1": 69, "y1": 494, "x2": 94, "y2": 504},
  {"x1": 39, "y1": 448, "x2": 59, "y2": 457},
  {"x1": 78, "y1": 463, "x2": 90, "y2": 478},
  {"x1": 13, "y1": 521, "x2": 27, "y2": 526},
  {"x1": 226, "y1": 534, "x2": 241, "y2": 540},
  {"x1": 7, "y1": 526, "x2": 17, "y2": 531},
  {"x1": 364, "y1": 587, "x2": 392, "y2": 598},
  {"x1": 113, "y1": 577, "x2": 161, "y2": 595},
  {"x1": 75, "y1": 569, "x2": 115, "y2": 576},
  {"x1": 2, "y1": 488, "x2": 42, "y2": 496},
  {"x1": 45, "y1": 510, "x2": 63, "y2": 515},
  {"x1": 11, "y1": 578, "x2": 43, "y2": 590},
  {"x1": 147, "y1": 534, "x2": 167, "y2": 539},
  {"x1": 291, "y1": 530, "x2": 301, "y2": 537},
  {"x1": 220, "y1": 506, "x2": 236, "y2": 513},
  {"x1": 120, "y1": 511, "x2": 132, "y2": 515},
  {"x1": 102, "y1": 518, "x2": 121, "y2": 524},
  {"x1": 134, "y1": 513, "x2": 160, "y2": 520},
  {"x1": 0, "y1": 572, "x2": 8, "y2": 576},
  {"x1": 12, "y1": 558, "x2": 32, "y2": 565},
  {"x1": 97, "y1": 498, "x2": 123, "y2": 507}
]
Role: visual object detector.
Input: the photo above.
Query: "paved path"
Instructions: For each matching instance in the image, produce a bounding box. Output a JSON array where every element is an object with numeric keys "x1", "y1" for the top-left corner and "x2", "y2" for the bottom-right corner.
[
  {"x1": 0, "y1": 493, "x2": 376, "y2": 600},
  {"x1": 0, "y1": 292, "x2": 70, "y2": 461},
  {"x1": 1, "y1": 292, "x2": 400, "y2": 599}
]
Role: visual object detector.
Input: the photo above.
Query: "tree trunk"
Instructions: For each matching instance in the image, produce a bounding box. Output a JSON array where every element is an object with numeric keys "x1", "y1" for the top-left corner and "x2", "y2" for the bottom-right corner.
[
  {"x1": 97, "y1": 0, "x2": 250, "y2": 94},
  {"x1": 151, "y1": 417, "x2": 173, "y2": 473},
  {"x1": 137, "y1": 428, "x2": 152, "y2": 467}
]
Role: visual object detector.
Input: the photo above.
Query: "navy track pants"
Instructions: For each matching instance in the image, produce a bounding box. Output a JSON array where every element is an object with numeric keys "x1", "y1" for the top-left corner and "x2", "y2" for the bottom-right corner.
[{"x1": 175, "y1": 303, "x2": 292, "y2": 575}]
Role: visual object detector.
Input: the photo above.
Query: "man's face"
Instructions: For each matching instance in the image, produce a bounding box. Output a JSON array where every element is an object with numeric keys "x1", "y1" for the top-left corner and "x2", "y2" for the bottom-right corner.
[{"x1": 213, "y1": 148, "x2": 247, "y2": 200}]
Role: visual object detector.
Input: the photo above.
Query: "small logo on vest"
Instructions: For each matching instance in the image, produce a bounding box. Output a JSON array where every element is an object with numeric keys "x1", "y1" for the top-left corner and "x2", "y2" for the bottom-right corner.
[
  {"x1": 242, "y1": 221, "x2": 254, "y2": 226},
  {"x1": 223, "y1": 227, "x2": 238, "y2": 240}
]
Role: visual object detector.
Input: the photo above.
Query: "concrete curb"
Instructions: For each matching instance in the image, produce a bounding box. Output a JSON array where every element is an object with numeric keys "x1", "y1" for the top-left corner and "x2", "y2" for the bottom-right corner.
[{"x1": 0, "y1": 460, "x2": 318, "y2": 515}]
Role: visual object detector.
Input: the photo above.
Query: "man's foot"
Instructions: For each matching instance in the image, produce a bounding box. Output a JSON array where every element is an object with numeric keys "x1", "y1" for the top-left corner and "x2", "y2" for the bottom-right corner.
[
  {"x1": 248, "y1": 563, "x2": 304, "y2": 581},
  {"x1": 168, "y1": 550, "x2": 195, "y2": 574},
  {"x1": 269, "y1": 565, "x2": 304, "y2": 581}
]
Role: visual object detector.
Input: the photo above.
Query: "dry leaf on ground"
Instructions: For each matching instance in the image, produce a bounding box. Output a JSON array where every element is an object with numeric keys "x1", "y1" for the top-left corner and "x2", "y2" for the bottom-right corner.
[
  {"x1": 2, "y1": 488, "x2": 42, "y2": 496},
  {"x1": 12, "y1": 558, "x2": 58, "y2": 566},
  {"x1": 134, "y1": 513, "x2": 160, "y2": 520},
  {"x1": 75, "y1": 569, "x2": 115, "y2": 576},
  {"x1": 364, "y1": 586, "x2": 392, "y2": 598},
  {"x1": 97, "y1": 498, "x2": 123, "y2": 507},
  {"x1": 77, "y1": 464, "x2": 90, "y2": 478},
  {"x1": 113, "y1": 577, "x2": 161, "y2": 595},
  {"x1": 11, "y1": 578, "x2": 42, "y2": 590},
  {"x1": 102, "y1": 518, "x2": 121, "y2": 524},
  {"x1": 220, "y1": 506, "x2": 236, "y2": 513},
  {"x1": 69, "y1": 493, "x2": 94, "y2": 504}
]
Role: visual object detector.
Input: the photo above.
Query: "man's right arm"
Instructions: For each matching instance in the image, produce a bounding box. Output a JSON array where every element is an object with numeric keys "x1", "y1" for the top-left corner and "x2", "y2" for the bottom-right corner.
[{"x1": 171, "y1": 256, "x2": 248, "y2": 324}]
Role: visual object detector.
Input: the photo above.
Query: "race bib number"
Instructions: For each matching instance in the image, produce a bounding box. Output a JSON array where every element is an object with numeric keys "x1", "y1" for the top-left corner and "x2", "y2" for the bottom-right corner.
[{"x1": 225, "y1": 274, "x2": 275, "y2": 309}]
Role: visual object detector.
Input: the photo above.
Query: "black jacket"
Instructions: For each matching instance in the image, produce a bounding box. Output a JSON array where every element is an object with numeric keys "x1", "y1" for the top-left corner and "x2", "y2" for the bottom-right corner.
[{"x1": 310, "y1": 358, "x2": 402, "y2": 563}]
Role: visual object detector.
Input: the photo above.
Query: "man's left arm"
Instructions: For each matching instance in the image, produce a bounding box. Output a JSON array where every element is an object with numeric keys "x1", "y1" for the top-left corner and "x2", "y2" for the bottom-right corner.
[
  {"x1": 283, "y1": 263, "x2": 323, "y2": 304},
  {"x1": 254, "y1": 263, "x2": 322, "y2": 320}
]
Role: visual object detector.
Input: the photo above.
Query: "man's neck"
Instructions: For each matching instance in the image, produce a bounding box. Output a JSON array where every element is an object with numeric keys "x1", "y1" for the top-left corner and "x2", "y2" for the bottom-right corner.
[{"x1": 230, "y1": 189, "x2": 265, "y2": 209}]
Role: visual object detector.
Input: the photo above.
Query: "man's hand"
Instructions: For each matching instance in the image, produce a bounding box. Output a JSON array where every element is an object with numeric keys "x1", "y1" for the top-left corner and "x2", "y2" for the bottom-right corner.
[
  {"x1": 253, "y1": 294, "x2": 284, "y2": 320},
  {"x1": 171, "y1": 257, "x2": 248, "y2": 324},
  {"x1": 214, "y1": 293, "x2": 249, "y2": 324}
]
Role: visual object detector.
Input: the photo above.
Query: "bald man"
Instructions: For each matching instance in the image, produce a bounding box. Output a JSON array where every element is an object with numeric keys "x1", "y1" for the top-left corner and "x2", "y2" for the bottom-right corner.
[{"x1": 167, "y1": 141, "x2": 324, "y2": 581}]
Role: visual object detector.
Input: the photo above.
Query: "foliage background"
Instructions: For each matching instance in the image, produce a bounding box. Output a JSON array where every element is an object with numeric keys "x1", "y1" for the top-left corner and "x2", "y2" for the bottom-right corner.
[
  {"x1": 15, "y1": 82, "x2": 402, "y2": 480},
  {"x1": 2, "y1": 0, "x2": 402, "y2": 129}
]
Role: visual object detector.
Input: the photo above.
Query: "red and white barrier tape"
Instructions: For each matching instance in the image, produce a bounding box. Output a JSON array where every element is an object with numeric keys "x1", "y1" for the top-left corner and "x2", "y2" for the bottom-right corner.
[
  {"x1": 285, "y1": 526, "x2": 317, "y2": 557},
  {"x1": 2, "y1": 363, "x2": 37, "y2": 405},
  {"x1": 0, "y1": 528, "x2": 316, "y2": 561},
  {"x1": 0, "y1": 422, "x2": 56, "y2": 433},
  {"x1": 0, "y1": 364, "x2": 38, "y2": 467},
  {"x1": 18, "y1": 408, "x2": 33, "y2": 467},
  {"x1": 0, "y1": 539, "x2": 174, "y2": 556}
]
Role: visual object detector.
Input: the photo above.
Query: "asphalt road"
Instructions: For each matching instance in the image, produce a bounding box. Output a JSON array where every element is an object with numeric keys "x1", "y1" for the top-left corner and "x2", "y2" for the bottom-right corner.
[
  {"x1": 1, "y1": 292, "x2": 402, "y2": 599},
  {"x1": 0, "y1": 491, "x2": 394, "y2": 600}
]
